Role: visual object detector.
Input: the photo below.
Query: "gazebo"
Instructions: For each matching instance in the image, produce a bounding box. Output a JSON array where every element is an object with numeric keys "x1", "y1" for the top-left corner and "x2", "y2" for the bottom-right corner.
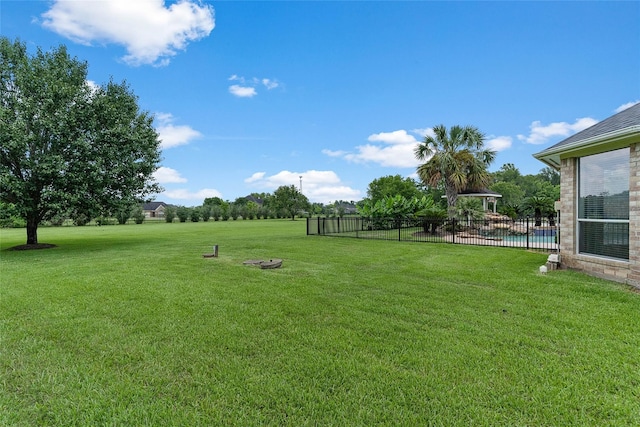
[{"x1": 448, "y1": 189, "x2": 502, "y2": 213}]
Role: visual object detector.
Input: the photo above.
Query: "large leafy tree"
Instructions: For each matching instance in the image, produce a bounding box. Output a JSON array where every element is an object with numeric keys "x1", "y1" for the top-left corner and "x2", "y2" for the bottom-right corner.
[
  {"x1": 537, "y1": 166, "x2": 560, "y2": 186},
  {"x1": 272, "y1": 185, "x2": 309, "y2": 220},
  {"x1": 0, "y1": 38, "x2": 162, "y2": 245},
  {"x1": 490, "y1": 163, "x2": 560, "y2": 217},
  {"x1": 414, "y1": 125, "x2": 495, "y2": 217},
  {"x1": 366, "y1": 175, "x2": 422, "y2": 204},
  {"x1": 492, "y1": 162, "x2": 522, "y2": 184},
  {"x1": 490, "y1": 181, "x2": 525, "y2": 209}
]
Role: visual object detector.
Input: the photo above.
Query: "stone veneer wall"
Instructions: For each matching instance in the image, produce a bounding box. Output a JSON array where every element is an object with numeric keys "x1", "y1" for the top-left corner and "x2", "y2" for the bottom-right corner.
[
  {"x1": 559, "y1": 157, "x2": 575, "y2": 258},
  {"x1": 559, "y1": 143, "x2": 640, "y2": 287}
]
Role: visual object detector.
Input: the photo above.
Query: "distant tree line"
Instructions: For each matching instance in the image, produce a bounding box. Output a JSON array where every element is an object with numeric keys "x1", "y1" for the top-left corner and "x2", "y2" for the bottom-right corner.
[
  {"x1": 0, "y1": 164, "x2": 560, "y2": 229},
  {"x1": 354, "y1": 164, "x2": 559, "y2": 223}
]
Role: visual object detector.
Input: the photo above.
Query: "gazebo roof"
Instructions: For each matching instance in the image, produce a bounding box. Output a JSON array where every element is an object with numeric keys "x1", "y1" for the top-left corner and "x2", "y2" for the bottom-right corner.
[
  {"x1": 440, "y1": 189, "x2": 502, "y2": 198},
  {"x1": 440, "y1": 189, "x2": 502, "y2": 212},
  {"x1": 457, "y1": 189, "x2": 502, "y2": 198}
]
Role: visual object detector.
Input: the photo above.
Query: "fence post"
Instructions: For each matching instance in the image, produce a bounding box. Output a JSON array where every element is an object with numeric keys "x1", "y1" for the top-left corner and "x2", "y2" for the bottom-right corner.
[
  {"x1": 398, "y1": 219, "x2": 402, "y2": 241},
  {"x1": 526, "y1": 217, "x2": 530, "y2": 250}
]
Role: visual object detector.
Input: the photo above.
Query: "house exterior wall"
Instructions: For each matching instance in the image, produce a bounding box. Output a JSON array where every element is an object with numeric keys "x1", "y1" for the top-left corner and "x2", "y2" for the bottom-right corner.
[
  {"x1": 628, "y1": 142, "x2": 640, "y2": 284},
  {"x1": 558, "y1": 143, "x2": 639, "y2": 286},
  {"x1": 144, "y1": 206, "x2": 165, "y2": 218}
]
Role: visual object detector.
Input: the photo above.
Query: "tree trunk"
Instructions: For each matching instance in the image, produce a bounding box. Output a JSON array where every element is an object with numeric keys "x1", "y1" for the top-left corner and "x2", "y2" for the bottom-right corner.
[
  {"x1": 446, "y1": 185, "x2": 458, "y2": 219},
  {"x1": 26, "y1": 216, "x2": 38, "y2": 245},
  {"x1": 444, "y1": 181, "x2": 458, "y2": 218},
  {"x1": 534, "y1": 209, "x2": 542, "y2": 227}
]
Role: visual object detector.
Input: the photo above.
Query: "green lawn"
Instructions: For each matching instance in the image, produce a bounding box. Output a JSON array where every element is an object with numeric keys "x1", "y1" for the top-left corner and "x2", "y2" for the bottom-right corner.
[{"x1": 1, "y1": 220, "x2": 639, "y2": 426}]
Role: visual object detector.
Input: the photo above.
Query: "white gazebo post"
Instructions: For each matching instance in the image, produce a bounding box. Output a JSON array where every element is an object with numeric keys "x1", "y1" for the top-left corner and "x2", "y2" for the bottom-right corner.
[{"x1": 487, "y1": 196, "x2": 497, "y2": 213}]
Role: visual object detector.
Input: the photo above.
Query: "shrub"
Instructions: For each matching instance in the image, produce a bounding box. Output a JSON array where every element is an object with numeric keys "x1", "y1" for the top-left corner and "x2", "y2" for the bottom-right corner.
[
  {"x1": 115, "y1": 204, "x2": 134, "y2": 224},
  {"x1": 176, "y1": 206, "x2": 190, "y2": 223},
  {"x1": 1, "y1": 216, "x2": 26, "y2": 228},
  {"x1": 131, "y1": 206, "x2": 145, "y2": 224},
  {"x1": 229, "y1": 204, "x2": 239, "y2": 220},
  {"x1": 95, "y1": 216, "x2": 109, "y2": 226},
  {"x1": 48, "y1": 213, "x2": 67, "y2": 227},
  {"x1": 211, "y1": 206, "x2": 221, "y2": 221},
  {"x1": 73, "y1": 213, "x2": 91, "y2": 226},
  {"x1": 164, "y1": 206, "x2": 176, "y2": 223},
  {"x1": 190, "y1": 207, "x2": 201, "y2": 222},
  {"x1": 200, "y1": 205, "x2": 212, "y2": 222}
]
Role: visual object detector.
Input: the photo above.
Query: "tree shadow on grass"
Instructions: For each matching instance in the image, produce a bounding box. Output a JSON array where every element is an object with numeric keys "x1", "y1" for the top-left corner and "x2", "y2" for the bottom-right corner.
[{"x1": 8, "y1": 243, "x2": 57, "y2": 251}]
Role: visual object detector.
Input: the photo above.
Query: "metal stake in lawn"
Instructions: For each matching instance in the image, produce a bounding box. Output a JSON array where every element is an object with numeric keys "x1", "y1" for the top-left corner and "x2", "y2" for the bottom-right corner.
[{"x1": 203, "y1": 245, "x2": 219, "y2": 258}]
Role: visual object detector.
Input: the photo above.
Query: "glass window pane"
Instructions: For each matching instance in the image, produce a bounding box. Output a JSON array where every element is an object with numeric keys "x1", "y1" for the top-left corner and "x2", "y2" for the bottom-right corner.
[
  {"x1": 578, "y1": 221, "x2": 629, "y2": 260},
  {"x1": 578, "y1": 148, "x2": 629, "y2": 220}
]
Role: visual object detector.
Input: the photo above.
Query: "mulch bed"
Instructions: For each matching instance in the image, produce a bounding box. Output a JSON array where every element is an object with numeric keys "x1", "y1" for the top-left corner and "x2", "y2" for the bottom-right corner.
[{"x1": 9, "y1": 243, "x2": 57, "y2": 251}]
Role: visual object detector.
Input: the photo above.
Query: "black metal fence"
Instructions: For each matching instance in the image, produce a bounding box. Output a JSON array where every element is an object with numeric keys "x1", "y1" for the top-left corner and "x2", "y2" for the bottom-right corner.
[{"x1": 307, "y1": 216, "x2": 559, "y2": 252}]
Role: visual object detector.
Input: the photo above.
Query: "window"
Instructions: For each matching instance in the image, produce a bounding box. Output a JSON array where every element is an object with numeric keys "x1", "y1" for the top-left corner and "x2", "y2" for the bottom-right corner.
[{"x1": 578, "y1": 148, "x2": 629, "y2": 260}]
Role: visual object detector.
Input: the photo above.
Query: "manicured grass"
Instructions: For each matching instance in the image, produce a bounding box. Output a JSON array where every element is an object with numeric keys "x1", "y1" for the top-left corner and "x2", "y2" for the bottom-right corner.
[{"x1": 1, "y1": 220, "x2": 639, "y2": 426}]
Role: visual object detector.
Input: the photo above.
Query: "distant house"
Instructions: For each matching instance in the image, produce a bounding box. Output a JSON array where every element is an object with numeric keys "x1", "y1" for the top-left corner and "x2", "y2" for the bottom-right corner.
[
  {"x1": 244, "y1": 195, "x2": 264, "y2": 205},
  {"x1": 534, "y1": 103, "x2": 640, "y2": 285},
  {"x1": 142, "y1": 201, "x2": 168, "y2": 218},
  {"x1": 333, "y1": 201, "x2": 357, "y2": 215}
]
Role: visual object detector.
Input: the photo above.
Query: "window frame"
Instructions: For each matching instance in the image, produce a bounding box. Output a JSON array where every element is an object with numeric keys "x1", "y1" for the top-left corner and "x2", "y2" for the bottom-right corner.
[{"x1": 576, "y1": 148, "x2": 630, "y2": 261}]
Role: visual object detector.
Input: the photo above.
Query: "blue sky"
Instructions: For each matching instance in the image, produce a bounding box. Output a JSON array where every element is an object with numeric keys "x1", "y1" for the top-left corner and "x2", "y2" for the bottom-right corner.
[{"x1": 2, "y1": 1, "x2": 639, "y2": 206}]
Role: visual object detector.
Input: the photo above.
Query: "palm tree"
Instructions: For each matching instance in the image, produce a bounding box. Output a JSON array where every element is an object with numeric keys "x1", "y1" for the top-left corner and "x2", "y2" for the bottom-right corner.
[
  {"x1": 414, "y1": 124, "x2": 496, "y2": 217},
  {"x1": 524, "y1": 195, "x2": 555, "y2": 226}
]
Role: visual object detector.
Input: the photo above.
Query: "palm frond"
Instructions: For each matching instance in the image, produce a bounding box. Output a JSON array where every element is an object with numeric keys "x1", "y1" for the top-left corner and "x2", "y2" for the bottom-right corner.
[{"x1": 414, "y1": 123, "x2": 495, "y2": 213}]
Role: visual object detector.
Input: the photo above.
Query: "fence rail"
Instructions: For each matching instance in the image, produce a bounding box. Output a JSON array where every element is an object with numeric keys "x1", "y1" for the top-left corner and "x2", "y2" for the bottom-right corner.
[{"x1": 307, "y1": 216, "x2": 559, "y2": 252}]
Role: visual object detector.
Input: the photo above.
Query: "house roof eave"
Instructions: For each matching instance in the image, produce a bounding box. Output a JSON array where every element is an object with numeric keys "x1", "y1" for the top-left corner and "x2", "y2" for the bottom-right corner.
[{"x1": 533, "y1": 125, "x2": 640, "y2": 169}]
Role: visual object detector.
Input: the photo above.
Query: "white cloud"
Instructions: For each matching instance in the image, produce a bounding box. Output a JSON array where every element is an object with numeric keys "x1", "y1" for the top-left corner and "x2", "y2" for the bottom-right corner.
[
  {"x1": 262, "y1": 78, "x2": 279, "y2": 90},
  {"x1": 321, "y1": 149, "x2": 347, "y2": 157},
  {"x1": 325, "y1": 127, "x2": 511, "y2": 169},
  {"x1": 308, "y1": 186, "x2": 361, "y2": 203},
  {"x1": 41, "y1": 0, "x2": 215, "y2": 66},
  {"x1": 615, "y1": 101, "x2": 640, "y2": 113},
  {"x1": 517, "y1": 117, "x2": 598, "y2": 145},
  {"x1": 244, "y1": 172, "x2": 266, "y2": 183},
  {"x1": 153, "y1": 167, "x2": 187, "y2": 184},
  {"x1": 324, "y1": 129, "x2": 422, "y2": 168},
  {"x1": 244, "y1": 170, "x2": 361, "y2": 204},
  {"x1": 486, "y1": 136, "x2": 512, "y2": 152},
  {"x1": 163, "y1": 188, "x2": 222, "y2": 201},
  {"x1": 228, "y1": 75, "x2": 280, "y2": 97},
  {"x1": 229, "y1": 85, "x2": 257, "y2": 98},
  {"x1": 411, "y1": 128, "x2": 435, "y2": 139},
  {"x1": 344, "y1": 143, "x2": 420, "y2": 168},
  {"x1": 367, "y1": 130, "x2": 418, "y2": 145},
  {"x1": 155, "y1": 113, "x2": 202, "y2": 149}
]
